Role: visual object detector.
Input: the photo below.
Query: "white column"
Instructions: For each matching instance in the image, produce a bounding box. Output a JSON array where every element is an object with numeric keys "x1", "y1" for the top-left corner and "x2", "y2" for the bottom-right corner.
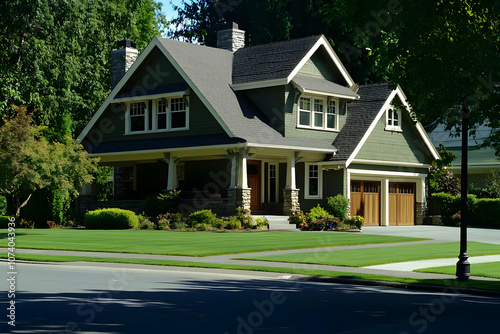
[
  {"x1": 237, "y1": 149, "x2": 248, "y2": 189},
  {"x1": 381, "y1": 178, "x2": 390, "y2": 226},
  {"x1": 165, "y1": 153, "x2": 179, "y2": 191},
  {"x1": 286, "y1": 154, "x2": 297, "y2": 189}
]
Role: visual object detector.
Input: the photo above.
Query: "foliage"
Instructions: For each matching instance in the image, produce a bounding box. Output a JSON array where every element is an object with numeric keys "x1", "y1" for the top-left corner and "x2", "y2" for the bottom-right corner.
[
  {"x1": 156, "y1": 214, "x2": 171, "y2": 230},
  {"x1": 96, "y1": 166, "x2": 113, "y2": 201},
  {"x1": 326, "y1": 194, "x2": 349, "y2": 221},
  {"x1": 0, "y1": 108, "x2": 98, "y2": 218},
  {"x1": 171, "y1": 220, "x2": 187, "y2": 230},
  {"x1": 0, "y1": 0, "x2": 168, "y2": 139},
  {"x1": 188, "y1": 209, "x2": 218, "y2": 227},
  {"x1": 471, "y1": 199, "x2": 500, "y2": 228},
  {"x1": 255, "y1": 217, "x2": 269, "y2": 230},
  {"x1": 289, "y1": 210, "x2": 308, "y2": 227},
  {"x1": 142, "y1": 190, "x2": 182, "y2": 220},
  {"x1": 0, "y1": 195, "x2": 6, "y2": 216},
  {"x1": 139, "y1": 220, "x2": 156, "y2": 230},
  {"x1": 194, "y1": 223, "x2": 213, "y2": 231},
  {"x1": 344, "y1": 216, "x2": 365, "y2": 230},
  {"x1": 308, "y1": 205, "x2": 334, "y2": 222},
  {"x1": 235, "y1": 206, "x2": 253, "y2": 228},
  {"x1": 469, "y1": 171, "x2": 500, "y2": 198},
  {"x1": 18, "y1": 219, "x2": 35, "y2": 229},
  {"x1": 431, "y1": 193, "x2": 477, "y2": 226},
  {"x1": 428, "y1": 144, "x2": 461, "y2": 195},
  {"x1": 0, "y1": 216, "x2": 10, "y2": 228},
  {"x1": 299, "y1": 218, "x2": 340, "y2": 231},
  {"x1": 225, "y1": 216, "x2": 242, "y2": 230},
  {"x1": 84, "y1": 208, "x2": 139, "y2": 230}
]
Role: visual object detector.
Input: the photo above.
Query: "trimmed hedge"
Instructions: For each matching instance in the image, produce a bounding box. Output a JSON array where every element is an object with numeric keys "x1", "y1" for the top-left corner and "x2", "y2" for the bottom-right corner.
[
  {"x1": 0, "y1": 196, "x2": 7, "y2": 216},
  {"x1": 84, "y1": 208, "x2": 139, "y2": 230},
  {"x1": 0, "y1": 216, "x2": 12, "y2": 229},
  {"x1": 326, "y1": 195, "x2": 349, "y2": 221},
  {"x1": 432, "y1": 192, "x2": 500, "y2": 228}
]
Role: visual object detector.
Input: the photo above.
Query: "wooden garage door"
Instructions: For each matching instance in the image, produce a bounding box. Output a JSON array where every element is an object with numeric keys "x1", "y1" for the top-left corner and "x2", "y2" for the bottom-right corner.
[
  {"x1": 389, "y1": 182, "x2": 415, "y2": 226},
  {"x1": 350, "y1": 181, "x2": 380, "y2": 226}
]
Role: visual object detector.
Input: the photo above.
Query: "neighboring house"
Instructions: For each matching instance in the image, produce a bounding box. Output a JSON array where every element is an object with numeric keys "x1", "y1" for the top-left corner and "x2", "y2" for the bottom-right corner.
[
  {"x1": 77, "y1": 24, "x2": 439, "y2": 226},
  {"x1": 428, "y1": 124, "x2": 500, "y2": 188}
]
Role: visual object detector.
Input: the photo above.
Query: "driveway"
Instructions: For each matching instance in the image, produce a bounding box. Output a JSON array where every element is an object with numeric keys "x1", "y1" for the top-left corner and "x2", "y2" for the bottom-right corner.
[{"x1": 362, "y1": 225, "x2": 500, "y2": 245}]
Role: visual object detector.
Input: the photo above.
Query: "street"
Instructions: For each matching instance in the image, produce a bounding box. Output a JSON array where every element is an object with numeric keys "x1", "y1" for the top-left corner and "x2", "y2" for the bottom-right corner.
[{"x1": 2, "y1": 262, "x2": 499, "y2": 334}]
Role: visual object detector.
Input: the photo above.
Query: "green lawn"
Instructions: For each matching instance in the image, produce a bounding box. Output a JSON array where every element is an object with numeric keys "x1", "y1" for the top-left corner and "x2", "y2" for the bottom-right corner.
[
  {"x1": 416, "y1": 262, "x2": 500, "y2": 279},
  {"x1": 0, "y1": 229, "x2": 427, "y2": 257},
  {"x1": 240, "y1": 242, "x2": 500, "y2": 267},
  {"x1": 3, "y1": 252, "x2": 500, "y2": 292}
]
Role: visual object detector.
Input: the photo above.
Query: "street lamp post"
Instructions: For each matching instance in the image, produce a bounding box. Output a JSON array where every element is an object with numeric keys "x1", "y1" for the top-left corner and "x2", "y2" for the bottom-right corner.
[{"x1": 456, "y1": 97, "x2": 470, "y2": 281}]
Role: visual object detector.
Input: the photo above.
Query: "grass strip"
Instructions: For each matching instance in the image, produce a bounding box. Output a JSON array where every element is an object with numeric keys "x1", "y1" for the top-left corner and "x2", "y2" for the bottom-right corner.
[
  {"x1": 2, "y1": 253, "x2": 499, "y2": 292},
  {"x1": 239, "y1": 242, "x2": 500, "y2": 267},
  {"x1": 0, "y1": 229, "x2": 427, "y2": 257},
  {"x1": 416, "y1": 262, "x2": 500, "y2": 279}
]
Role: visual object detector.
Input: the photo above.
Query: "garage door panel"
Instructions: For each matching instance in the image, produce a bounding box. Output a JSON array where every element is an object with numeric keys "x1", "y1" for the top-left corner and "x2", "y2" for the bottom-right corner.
[
  {"x1": 351, "y1": 181, "x2": 380, "y2": 226},
  {"x1": 389, "y1": 182, "x2": 415, "y2": 226}
]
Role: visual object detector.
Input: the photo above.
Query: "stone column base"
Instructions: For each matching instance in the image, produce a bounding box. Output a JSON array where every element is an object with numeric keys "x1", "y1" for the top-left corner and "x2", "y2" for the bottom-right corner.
[
  {"x1": 283, "y1": 188, "x2": 300, "y2": 214},
  {"x1": 227, "y1": 188, "x2": 251, "y2": 213},
  {"x1": 415, "y1": 202, "x2": 425, "y2": 225}
]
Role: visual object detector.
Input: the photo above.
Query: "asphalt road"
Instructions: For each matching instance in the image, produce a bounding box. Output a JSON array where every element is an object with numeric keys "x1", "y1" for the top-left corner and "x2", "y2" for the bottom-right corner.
[{"x1": 2, "y1": 262, "x2": 500, "y2": 334}]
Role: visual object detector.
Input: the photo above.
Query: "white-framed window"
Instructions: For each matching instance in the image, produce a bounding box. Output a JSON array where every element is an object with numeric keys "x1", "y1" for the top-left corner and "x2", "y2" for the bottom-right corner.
[
  {"x1": 385, "y1": 105, "x2": 402, "y2": 132},
  {"x1": 268, "y1": 163, "x2": 278, "y2": 203},
  {"x1": 298, "y1": 96, "x2": 338, "y2": 131},
  {"x1": 305, "y1": 164, "x2": 322, "y2": 199},
  {"x1": 128, "y1": 102, "x2": 148, "y2": 133},
  {"x1": 125, "y1": 96, "x2": 189, "y2": 134}
]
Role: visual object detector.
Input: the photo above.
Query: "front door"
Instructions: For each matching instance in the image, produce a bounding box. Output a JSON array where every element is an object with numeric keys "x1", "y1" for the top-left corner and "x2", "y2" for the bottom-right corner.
[
  {"x1": 350, "y1": 181, "x2": 380, "y2": 226},
  {"x1": 247, "y1": 160, "x2": 261, "y2": 211}
]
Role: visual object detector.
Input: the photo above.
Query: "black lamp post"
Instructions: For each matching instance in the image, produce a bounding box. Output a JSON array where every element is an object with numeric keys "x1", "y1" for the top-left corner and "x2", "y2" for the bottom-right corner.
[{"x1": 456, "y1": 97, "x2": 471, "y2": 281}]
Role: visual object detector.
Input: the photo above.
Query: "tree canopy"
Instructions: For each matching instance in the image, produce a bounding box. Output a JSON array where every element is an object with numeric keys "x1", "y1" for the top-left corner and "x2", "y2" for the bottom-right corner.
[{"x1": 0, "y1": 0, "x2": 167, "y2": 140}]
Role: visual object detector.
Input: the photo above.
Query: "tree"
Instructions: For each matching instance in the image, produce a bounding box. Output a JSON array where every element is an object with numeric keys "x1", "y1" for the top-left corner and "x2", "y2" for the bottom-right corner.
[
  {"x1": 0, "y1": 106, "x2": 98, "y2": 218},
  {"x1": 428, "y1": 144, "x2": 461, "y2": 195},
  {"x1": 0, "y1": 0, "x2": 168, "y2": 140}
]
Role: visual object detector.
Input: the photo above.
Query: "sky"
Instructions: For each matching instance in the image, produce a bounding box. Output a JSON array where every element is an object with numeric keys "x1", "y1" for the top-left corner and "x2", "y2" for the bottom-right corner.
[{"x1": 157, "y1": 0, "x2": 183, "y2": 21}]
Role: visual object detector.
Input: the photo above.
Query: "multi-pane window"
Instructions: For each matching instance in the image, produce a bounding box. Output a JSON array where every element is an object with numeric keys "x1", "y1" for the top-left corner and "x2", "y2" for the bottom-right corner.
[
  {"x1": 386, "y1": 106, "x2": 401, "y2": 131},
  {"x1": 129, "y1": 102, "x2": 147, "y2": 132},
  {"x1": 307, "y1": 164, "x2": 320, "y2": 198},
  {"x1": 126, "y1": 97, "x2": 189, "y2": 134},
  {"x1": 298, "y1": 96, "x2": 338, "y2": 131}
]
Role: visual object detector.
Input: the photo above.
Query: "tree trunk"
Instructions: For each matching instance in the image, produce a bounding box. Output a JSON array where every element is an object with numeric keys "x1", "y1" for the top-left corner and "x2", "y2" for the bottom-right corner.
[{"x1": 15, "y1": 193, "x2": 32, "y2": 217}]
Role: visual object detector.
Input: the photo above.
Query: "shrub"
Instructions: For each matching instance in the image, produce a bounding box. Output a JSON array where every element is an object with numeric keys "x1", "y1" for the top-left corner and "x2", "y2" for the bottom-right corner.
[
  {"x1": 171, "y1": 220, "x2": 187, "y2": 230},
  {"x1": 194, "y1": 223, "x2": 213, "y2": 231},
  {"x1": 308, "y1": 205, "x2": 333, "y2": 222},
  {"x1": 137, "y1": 215, "x2": 155, "y2": 230},
  {"x1": 226, "y1": 216, "x2": 242, "y2": 230},
  {"x1": 470, "y1": 198, "x2": 500, "y2": 228},
  {"x1": 0, "y1": 196, "x2": 7, "y2": 216},
  {"x1": 142, "y1": 190, "x2": 182, "y2": 221},
  {"x1": 289, "y1": 211, "x2": 308, "y2": 227},
  {"x1": 344, "y1": 216, "x2": 365, "y2": 230},
  {"x1": 156, "y1": 214, "x2": 171, "y2": 230},
  {"x1": 188, "y1": 209, "x2": 218, "y2": 227},
  {"x1": 84, "y1": 208, "x2": 139, "y2": 230},
  {"x1": 326, "y1": 195, "x2": 349, "y2": 221},
  {"x1": 432, "y1": 193, "x2": 477, "y2": 226},
  {"x1": 18, "y1": 219, "x2": 35, "y2": 229},
  {"x1": 0, "y1": 216, "x2": 11, "y2": 228},
  {"x1": 255, "y1": 217, "x2": 269, "y2": 230},
  {"x1": 212, "y1": 217, "x2": 226, "y2": 230},
  {"x1": 236, "y1": 206, "x2": 253, "y2": 228}
]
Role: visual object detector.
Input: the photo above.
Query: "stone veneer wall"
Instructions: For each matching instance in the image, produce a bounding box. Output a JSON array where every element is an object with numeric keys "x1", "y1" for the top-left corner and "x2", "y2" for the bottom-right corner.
[
  {"x1": 111, "y1": 46, "x2": 139, "y2": 89},
  {"x1": 283, "y1": 189, "x2": 300, "y2": 214}
]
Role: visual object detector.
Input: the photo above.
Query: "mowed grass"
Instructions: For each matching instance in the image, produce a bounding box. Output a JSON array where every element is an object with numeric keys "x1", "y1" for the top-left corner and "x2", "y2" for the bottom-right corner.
[
  {"x1": 240, "y1": 242, "x2": 500, "y2": 267},
  {"x1": 3, "y1": 253, "x2": 500, "y2": 292},
  {"x1": 416, "y1": 262, "x2": 500, "y2": 279},
  {"x1": 0, "y1": 229, "x2": 427, "y2": 257}
]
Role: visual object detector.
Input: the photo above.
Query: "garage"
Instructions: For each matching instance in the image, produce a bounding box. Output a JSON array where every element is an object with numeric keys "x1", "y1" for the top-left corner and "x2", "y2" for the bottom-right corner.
[
  {"x1": 389, "y1": 182, "x2": 415, "y2": 226},
  {"x1": 350, "y1": 181, "x2": 380, "y2": 226}
]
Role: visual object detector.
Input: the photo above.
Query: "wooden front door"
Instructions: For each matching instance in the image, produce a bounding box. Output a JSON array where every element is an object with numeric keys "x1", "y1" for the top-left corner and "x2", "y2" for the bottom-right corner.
[
  {"x1": 247, "y1": 160, "x2": 261, "y2": 211},
  {"x1": 389, "y1": 182, "x2": 415, "y2": 226},
  {"x1": 350, "y1": 181, "x2": 380, "y2": 226}
]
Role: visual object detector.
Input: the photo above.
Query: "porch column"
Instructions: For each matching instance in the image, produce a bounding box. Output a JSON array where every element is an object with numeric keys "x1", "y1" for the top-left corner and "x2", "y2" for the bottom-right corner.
[
  {"x1": 227, "y1": 148, "x2": 251, "y2": 211},
  {"x1": 381, "y1": 179, "x2": 390, "y2": 226},
  {"x1": 283, "y1": 152, "x2": 301, "y2": 214},
  {"x1": 164, "y1": 153, "x2": 179, "y2": 191}
]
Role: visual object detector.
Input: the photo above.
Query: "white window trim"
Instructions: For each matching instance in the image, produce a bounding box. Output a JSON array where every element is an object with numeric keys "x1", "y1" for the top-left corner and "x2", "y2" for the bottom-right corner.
[
  {"x1": 305, "y1": 163, "x2": 323, "y2": 199},
  {"x1": 125, "y1": 96, "x2": 189, "y2": 135},
  {"x1": 385, "y1": 105, "x2": 402, "y2": 132},
  {"x1": 297, "y1": 95, "x2": 339, "y2": 132},
  {"x1": 268, "y1": 163, "x2": 279, "y2": 203}
]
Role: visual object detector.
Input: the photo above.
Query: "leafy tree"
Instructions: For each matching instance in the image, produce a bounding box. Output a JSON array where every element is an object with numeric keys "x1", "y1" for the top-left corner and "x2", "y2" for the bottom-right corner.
[
  {"x1": 0, "y1": 0, "x2": 168, "y2": 140},
  {"x1": 428, "y1": 144, "x2": 460, "y2": 195},
  {"x1": 0, "y1": 106, "x2": 98, "y2": 217}
]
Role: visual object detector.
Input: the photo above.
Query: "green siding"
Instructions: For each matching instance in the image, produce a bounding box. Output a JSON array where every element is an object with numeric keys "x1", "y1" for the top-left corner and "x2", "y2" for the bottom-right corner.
[
  {"x1": 243, "y1": 87, "x2": 285, "y2": 135},
  {"x1": 349, "y1": 164, "x2": 428, "y2": 175},
  {"x1": 297, "y1": 48, "x2": 344, "y2": 83},
  {"x1": 355, "y1": 112, "x2": 433, "y2": 165},
  {"x1": 85, "y1": 47, "x2": 226, "y2": 144}
]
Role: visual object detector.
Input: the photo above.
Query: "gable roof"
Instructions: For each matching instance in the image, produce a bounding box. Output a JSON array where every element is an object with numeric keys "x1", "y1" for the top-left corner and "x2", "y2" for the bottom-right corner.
[
  {"x1": 232, "y1": 35, "x2": 355, "y2": 90},
  {"x1": 331, "y1": 83, "x2": 440, "y2": 165},
  {"x1": 78, "y1": 37, "x2": 338, "y2": 154}
]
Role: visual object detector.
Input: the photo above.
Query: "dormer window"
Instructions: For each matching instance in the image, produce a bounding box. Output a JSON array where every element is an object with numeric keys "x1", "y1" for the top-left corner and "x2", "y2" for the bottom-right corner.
[
  {"x1": 298, "y1": 96, "x2": 338, "y2": 131},
  {"x1": 125, "y1": 96, "x2": 189, "y2": 134},
  {"x1": 385, "y1": 105, "x2": 402, "y2": 132}
]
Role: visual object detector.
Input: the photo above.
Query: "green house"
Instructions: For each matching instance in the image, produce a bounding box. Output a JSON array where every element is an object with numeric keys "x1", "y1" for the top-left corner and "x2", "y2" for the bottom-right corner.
[{"x1": 77, "y1": 24, "x2": 439, "y2": 226}]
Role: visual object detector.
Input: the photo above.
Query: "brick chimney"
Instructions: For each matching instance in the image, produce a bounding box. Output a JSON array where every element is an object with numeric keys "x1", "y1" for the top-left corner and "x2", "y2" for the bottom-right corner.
[
  {"x1": 217, "y1": 23, "x2": 245, "y2": 52},
  {"x1": 111, "y1": 40, "x2": 139, "y2": 89}
]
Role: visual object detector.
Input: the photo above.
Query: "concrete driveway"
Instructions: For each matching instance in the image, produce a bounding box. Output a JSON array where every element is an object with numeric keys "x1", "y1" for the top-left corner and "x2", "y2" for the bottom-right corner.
[{"x1": 362, "y1": 225, "x2": 500, "y2": 245}]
